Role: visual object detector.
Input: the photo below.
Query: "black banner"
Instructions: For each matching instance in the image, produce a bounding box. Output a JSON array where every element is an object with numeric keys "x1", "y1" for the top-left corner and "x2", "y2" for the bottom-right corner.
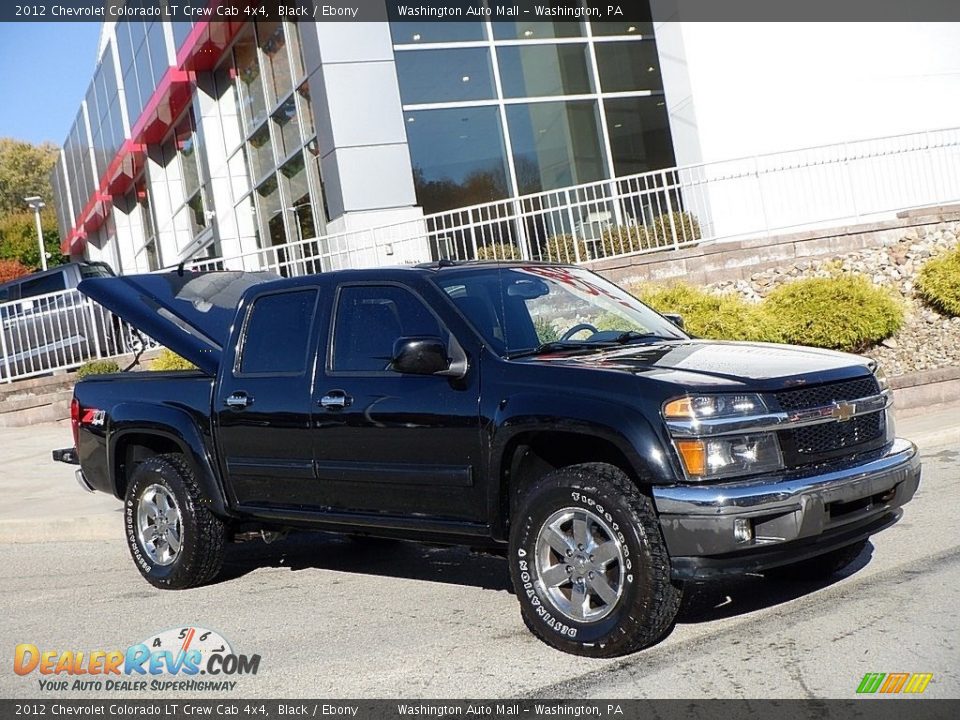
[
  {"x1": 1, "y1": 701, "x2": 959, "y2": 720},
  {"x1": 4, "y1": 0, "x2": 960, "y2": 23}
]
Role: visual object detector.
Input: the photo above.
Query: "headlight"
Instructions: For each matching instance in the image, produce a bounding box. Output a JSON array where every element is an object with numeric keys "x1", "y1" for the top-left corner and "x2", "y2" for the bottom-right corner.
[
  {"x1": 663, "y1": 393, "x2": 768, "y2": 421},
  {"x1": 872, "y1": 363, "x2": 890, "y2": 392},
  {"x1": 663, "y1": 393, "x2": 783, "y2": 480},
  {"x1": 674, "y1": 433, "x2": 783, "y2": 480}
]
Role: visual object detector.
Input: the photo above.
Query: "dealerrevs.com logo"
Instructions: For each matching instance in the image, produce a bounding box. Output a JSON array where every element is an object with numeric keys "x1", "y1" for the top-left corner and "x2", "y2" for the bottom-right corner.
[{"x1": 14, "y1": 626, "x2": 260, "y2": 692}]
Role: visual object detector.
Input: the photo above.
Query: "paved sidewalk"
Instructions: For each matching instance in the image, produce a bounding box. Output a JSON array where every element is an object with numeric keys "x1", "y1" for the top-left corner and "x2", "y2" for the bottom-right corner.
[
  {"x1": 1, "y1": 404, "x2": 957, "y2": 544},
  {"x1": 0, "y1": 420, "x2": 122, "y2": 543}
]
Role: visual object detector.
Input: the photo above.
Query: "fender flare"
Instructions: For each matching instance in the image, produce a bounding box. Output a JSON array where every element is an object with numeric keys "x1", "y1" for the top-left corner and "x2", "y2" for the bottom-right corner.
[
  {"x1": 106, "y1": 402, "x2": 234, "y2": 518},
  {"x1": 489, "y1": 392, "x2": 677, "y2": 535}
]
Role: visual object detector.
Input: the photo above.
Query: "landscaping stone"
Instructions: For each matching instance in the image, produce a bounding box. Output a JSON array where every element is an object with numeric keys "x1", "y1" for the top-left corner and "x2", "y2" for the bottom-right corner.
[{"x1": 708, "y1": 221, "x2": 960, "y2": 376}]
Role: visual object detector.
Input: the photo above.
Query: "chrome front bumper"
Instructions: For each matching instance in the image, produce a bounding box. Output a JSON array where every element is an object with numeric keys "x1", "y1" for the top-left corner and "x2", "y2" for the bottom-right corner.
[{"x1": 653, "y1": 438, "x2": 921, "y2": 577}]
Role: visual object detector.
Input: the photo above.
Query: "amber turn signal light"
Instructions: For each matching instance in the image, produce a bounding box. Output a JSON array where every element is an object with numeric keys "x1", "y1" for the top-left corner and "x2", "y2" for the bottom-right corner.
[
  {"x1": 675, "y1": 439, "x2": 706, "y2": 476},
  {"x1": 663, "y1": 397, "x2": 694, "y2": 419}
]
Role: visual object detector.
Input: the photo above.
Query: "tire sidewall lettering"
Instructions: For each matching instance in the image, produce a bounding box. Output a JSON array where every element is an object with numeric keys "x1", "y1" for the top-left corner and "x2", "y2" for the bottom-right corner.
[{"x1": 512, "y1": 482, "x2": 644, "y2": 643}]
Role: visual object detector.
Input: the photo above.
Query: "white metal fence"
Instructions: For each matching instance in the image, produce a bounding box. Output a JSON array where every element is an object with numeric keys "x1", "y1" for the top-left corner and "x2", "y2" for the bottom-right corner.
[
  {"x1": 0, "y1": 289, "x2": 156, "y2": 383},
  {"x1": 187, "y1": 126, "x2": 960, "y2": 277},
  {"x1": 3, "y1": 126, "x2": 960, "y2": 383}
]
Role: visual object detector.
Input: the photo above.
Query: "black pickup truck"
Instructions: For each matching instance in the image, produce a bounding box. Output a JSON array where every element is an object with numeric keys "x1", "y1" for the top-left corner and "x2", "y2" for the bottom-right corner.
[{"x1": 54, "y1": 262, "x2": 920, "y2": 657}]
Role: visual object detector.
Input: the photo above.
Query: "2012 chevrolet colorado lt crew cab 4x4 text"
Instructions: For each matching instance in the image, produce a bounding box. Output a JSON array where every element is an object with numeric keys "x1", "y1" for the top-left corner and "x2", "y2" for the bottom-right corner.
[{"x1": 53, "y1": 262, "x2": 920, "y2": 656}]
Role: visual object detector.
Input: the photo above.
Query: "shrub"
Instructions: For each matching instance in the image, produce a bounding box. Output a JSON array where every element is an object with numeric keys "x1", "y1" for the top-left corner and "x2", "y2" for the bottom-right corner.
[
  {"x1": 544, "y1": 234, "x2": 590, "y2": 263},
  {"x1": 916, "y1": 246, "x2": 960, "y2": 316},
  {"x1": 632, "y1": 282, "x2": 781, "y2": 343},
  {"x1": 599, "y1": 225, "x2": 651, "y2": 257},
  {"x1": 533, "y1": 316, "x2": 561, "y2": 343},
  {"x1": 151, "y1": 348, "x2": 196, "y2": 371},
  {"x1": 763, "y1": 275, "x2": 903, "y2": 352},
  {"x1": 0, "y1": 258, "x2": 30, "y2": 284},
  {"x1": 76, "y1": 359, "x2": 120, "y2": 379},
  {"x1": 648, "y1": 211, "x2": 702, "y2": 246},
  {"x1": 475, "y1": 243, "x2": 522, "y2": 261}
]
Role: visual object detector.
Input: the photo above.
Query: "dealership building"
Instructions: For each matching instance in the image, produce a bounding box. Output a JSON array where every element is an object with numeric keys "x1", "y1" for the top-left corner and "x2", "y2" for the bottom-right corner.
[{"x1": 50, "y1": 10, "x2": 960, "y2": 274}]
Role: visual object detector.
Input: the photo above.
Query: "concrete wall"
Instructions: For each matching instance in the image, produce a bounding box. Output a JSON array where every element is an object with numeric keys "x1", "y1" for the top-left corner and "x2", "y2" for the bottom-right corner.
[{"x1": 586, "y1": 209, "x2": 960, "y2": 287}]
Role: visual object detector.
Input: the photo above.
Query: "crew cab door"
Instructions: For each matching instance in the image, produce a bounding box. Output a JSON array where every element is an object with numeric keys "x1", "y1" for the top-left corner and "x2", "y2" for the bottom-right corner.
[
  {"x1": 311, "y1": 282, "x2": 484, "y2": 522},
  {"x1": 214, "y1": 287, "x2": 323, "y2": 507}
]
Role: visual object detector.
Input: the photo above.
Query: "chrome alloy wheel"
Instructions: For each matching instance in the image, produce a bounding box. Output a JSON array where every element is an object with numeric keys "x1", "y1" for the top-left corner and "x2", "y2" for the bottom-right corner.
[
  {"x1": 534, "y1": 507, "x2": 626, "y2": 622},
  {"x1": 136, "y1": 484, "x2": 183, "y2": 566}
]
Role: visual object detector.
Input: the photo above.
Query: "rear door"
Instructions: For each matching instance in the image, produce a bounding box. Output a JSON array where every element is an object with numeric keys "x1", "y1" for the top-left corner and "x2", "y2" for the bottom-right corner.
[{"x1": 214, "y1": 286, "x2": 324, "y2": 507}]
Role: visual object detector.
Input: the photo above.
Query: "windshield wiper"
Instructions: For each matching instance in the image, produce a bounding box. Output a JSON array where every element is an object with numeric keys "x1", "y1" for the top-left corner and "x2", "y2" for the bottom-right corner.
[
  {"x1": 613, "y1": 331, "x2": 670, "y2": 344},
  {"x1": 506, "y1": 341, "x2": 614, "y2": 360}
]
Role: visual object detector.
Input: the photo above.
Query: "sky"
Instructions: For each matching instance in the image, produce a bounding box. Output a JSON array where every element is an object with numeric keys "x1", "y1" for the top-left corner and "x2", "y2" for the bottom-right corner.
[{"x1": 0, "y1": 22, "x2": 102, "y2": 146}]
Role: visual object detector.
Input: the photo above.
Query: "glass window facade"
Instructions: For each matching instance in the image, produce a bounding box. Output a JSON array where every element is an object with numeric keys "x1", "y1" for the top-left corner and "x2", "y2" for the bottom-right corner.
[
  {"x1": 389, "y1": 21, "x2": 485, "y2": 45},
  {"x1": 52, "y1": 13, "x2": 676, "y2": 277},
  {"x1": 405, "y1": 106, "x2": 510, "y2": 214},
  {"x1": 392, "y1": 15, "x2": 675, "y2": 213},
  {"x1": 507, "y1": 101, "x2": 606, "y2": 194},
  {"x1": 605, "y1": 96, "x2": 676, "y2": 176},
  {"x1": 395, "y1": 49, "x2": 497, "y2": 105},
  {"x1": 52, "y1": 19, "x2": 330, "y2": 275},
  {"x1": 497, "y1": 44, "x2": 593, "y2": 98},
  {"x1": 594, "y1": 41, "x2": 663, "y2": 93}
]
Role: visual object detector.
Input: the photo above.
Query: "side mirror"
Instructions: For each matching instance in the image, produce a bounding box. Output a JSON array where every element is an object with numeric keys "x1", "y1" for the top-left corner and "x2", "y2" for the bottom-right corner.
[
  {"x1": 663, "y1": 313, "x2": 685, "y2": 330},
  {"x1": 391, "y1": 336, "x2": 452, "y2": 376}
]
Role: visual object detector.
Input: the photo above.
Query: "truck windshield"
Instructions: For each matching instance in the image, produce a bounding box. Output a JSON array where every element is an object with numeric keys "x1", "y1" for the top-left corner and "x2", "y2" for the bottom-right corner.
[{"x1": 434, "y1": 265, "x2": 687, "y2": 358}]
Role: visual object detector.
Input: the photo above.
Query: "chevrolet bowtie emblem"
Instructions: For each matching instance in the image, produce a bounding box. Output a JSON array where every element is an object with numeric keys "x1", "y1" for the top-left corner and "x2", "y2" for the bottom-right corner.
[{"x1": 832, "y1": 402, "x2": 857, "y2": 422}]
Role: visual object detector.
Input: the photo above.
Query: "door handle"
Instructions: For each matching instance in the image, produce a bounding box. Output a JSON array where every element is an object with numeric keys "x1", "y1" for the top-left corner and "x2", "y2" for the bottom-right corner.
[
  {"x1": 319, "y1": 392, "x2": 352, "y2": 409},
  {"x1": 225, "y1": 392, "x2": 253, "y2": 409}
]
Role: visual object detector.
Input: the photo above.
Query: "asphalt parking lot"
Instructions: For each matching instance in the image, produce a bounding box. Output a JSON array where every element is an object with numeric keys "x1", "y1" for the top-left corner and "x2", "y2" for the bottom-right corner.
[{"x1": 1, "y1": 412, "x2": 958, "y2": 699}]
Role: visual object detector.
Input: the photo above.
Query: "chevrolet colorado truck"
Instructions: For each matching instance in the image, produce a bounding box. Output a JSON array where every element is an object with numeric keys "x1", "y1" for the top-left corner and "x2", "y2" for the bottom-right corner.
[{"x1": 53, "y1": 263, "x2": 920, "y2": 657}]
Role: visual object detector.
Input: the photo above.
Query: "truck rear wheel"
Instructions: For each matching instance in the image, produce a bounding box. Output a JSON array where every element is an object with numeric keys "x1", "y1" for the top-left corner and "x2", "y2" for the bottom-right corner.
[
  {"x1": 124, "y1": 453, "x2": 226, "y2": 589},
  {"x1": 509, "y1": 463, "x2": 682, "y2": 657},
  {"x1": 764, "y1": 540, "x2": 868, "y2": 581}
]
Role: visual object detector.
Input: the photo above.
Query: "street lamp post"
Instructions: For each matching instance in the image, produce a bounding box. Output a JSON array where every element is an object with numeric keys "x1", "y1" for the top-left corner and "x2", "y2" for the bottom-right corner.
[{"x1": 23, "y1": 196, "x2": 48, "y2": 271}]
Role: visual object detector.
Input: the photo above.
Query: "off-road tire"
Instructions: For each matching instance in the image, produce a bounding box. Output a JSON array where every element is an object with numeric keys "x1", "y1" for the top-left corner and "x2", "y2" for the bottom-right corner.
[
  {"x1": 124, "y1": 453, "x2": 226, "y2": 589},
  {"x1": 765, "y1": 540, "x2": 868, "y2": 581},
  {"x1": 509, "y1": 462, "x2": 682, "y2": 657}
]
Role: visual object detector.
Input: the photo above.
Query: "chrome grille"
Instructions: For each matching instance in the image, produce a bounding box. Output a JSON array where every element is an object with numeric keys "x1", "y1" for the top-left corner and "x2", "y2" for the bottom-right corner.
[{"x1": 775, "y1": 376, "x2": 885, "y2": 466}]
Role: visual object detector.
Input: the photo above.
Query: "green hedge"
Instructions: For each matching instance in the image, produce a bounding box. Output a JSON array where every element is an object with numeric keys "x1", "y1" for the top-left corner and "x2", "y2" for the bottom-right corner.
[
  {"x1": 916, "y1": 246, "x2": 960, "y2": 316},
  {"x1": 475, "y1": 243, "x2": 522, "y2": 261},
  {"x1": 764, "y1": 276, "x2": 903, "y2": 352},
  {"x1": 150, "y1": 348, "x2": 197, "y2": 371},
  {"x1": 76, "y1": 359, "x2": 120, "y2": 379},
  {"x1": 633, "y1": 283, "x2": 782, "y2": 343},
  {"x1": 649, "y1": 211, "x2": 702, "y2": 246},
  {"x1": 544, "y1": 234, "x2": 590, "y2": 263},
  {"x1": 630, "y1": 275, "x2": 903, "y2": 353}
]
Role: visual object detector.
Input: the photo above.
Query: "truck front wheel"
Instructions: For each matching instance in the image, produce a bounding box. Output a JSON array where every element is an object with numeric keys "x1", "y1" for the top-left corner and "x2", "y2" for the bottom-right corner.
[
  {"x1": 509, "y1": 463, "x2": 682, "y2": 657},
  {"x1": 124, "y1": 453, "x2": 226, "y2": 589}
]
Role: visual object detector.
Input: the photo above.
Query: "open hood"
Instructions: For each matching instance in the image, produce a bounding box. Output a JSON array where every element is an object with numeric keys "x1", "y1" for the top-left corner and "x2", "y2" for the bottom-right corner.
[{"x1": 79, "y1": 271, "x2": 279, "y2": 375}]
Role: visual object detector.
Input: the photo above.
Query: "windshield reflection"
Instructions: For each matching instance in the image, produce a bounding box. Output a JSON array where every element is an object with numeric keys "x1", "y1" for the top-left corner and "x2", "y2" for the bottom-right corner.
[{"x1": 434, "y1": 265, "x2": 687, "y2": 357}]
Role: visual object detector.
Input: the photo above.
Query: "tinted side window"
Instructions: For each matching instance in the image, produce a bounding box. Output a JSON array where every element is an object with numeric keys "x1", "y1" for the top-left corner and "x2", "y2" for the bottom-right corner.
[
  {"x1": 20, "y1": 273, "x2": 66, "y2": 299},
  {"x1": 333, "y1": 285, "x2": 443, "y2": 372},
  {"x1": 239, "y1": 290, "x2": 317, "y2": 375}
]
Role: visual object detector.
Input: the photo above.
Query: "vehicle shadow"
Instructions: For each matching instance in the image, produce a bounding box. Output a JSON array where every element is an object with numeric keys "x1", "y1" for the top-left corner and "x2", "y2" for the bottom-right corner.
[
  {"x1": 675, "y1": 541, "x2": 875, "y2": 624},
  {"x1": 217, "y1": 531, "x2": 513, "y2": 592},
  {"x1": 215, "y1": 531, "x2": 875, "y2": 621}
]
